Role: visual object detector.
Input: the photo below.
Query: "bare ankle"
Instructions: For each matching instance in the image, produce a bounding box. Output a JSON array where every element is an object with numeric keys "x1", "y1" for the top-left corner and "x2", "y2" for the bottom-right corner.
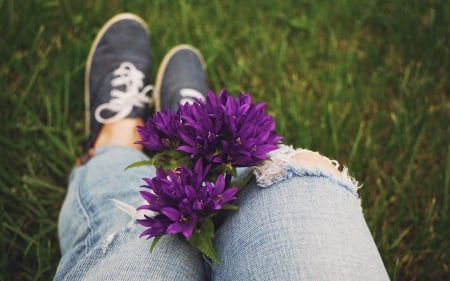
[{"x1": 93, "y1": 118, "x2": 145, "y2": 150}]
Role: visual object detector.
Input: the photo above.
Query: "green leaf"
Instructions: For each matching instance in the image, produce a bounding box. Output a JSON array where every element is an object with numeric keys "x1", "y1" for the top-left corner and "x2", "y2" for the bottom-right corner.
[
  {"x1": 188, "y1": 218, "x2": 221, "y2": 264},
  {"x1": 124, "y1": 160, "x2": 152, "y2": 171},
  {"x1": 152, "y1": 150, "x2": 192, "y2": 170},
  {"x1": 221, "y1": 204, "x2": 239, "y2": 211},
  {"x1": 150, "y1": 236, "x2": 162, "y2": 252},
  {"x1": 227, "y1": 165, "x2": 237, "y2": 177},
  {"x1": 231, "y1": 172, "x2": 254, "y2": 189}
]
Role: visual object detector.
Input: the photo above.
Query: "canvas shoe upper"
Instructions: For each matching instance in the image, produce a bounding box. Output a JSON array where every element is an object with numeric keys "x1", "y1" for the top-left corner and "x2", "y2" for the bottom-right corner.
[
  {"x1": 84, "y1": 13, "x2": 152, "y2": 151},
  {"x1": 154, "y1": 44, "x2": 207, "y2": 112}
]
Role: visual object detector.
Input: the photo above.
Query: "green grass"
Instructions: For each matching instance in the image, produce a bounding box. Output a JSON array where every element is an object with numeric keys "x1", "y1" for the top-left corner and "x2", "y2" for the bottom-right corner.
[{"x1": 1, "y1": 0, "x2": 448, "y2": 280}]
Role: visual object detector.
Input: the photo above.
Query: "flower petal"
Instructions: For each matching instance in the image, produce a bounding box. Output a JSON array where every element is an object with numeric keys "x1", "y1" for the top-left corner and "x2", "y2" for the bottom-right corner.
[{"x1": 161, "y1": 207, "x2": 180, "y2": 221}]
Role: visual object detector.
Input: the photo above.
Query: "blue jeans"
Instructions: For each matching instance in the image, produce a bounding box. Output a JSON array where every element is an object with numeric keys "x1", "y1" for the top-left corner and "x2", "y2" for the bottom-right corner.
[{"x1": 54, "y1": 145, "x2": 389, "y2": 280}]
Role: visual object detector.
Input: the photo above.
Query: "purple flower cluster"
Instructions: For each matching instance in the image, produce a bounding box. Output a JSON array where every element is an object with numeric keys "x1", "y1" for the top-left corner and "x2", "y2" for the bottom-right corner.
[
  {"x1": 138, "y1": 160, "x2": 238, "y2": 238},
  {"x1": 135, "y1": 89, "x2": 282, "y2": 242},
  {"x1": 137, "y1": 89, "x2": 283, "y2": 167}
]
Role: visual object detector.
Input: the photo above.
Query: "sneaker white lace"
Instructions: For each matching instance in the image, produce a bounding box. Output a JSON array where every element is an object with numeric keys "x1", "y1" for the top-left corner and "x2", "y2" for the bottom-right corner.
[
  {"x1": 179, "y1": 88, "x2": 206, "y2": 105},
  {"x1": 95, "y1": 62, "x2": 152, "y2": 123}
]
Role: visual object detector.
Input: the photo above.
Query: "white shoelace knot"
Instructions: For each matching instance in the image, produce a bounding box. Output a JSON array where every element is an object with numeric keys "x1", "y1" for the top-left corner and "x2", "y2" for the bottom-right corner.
[{"x1": 95, "y1": 62, "x2": 152, "y2": 124}]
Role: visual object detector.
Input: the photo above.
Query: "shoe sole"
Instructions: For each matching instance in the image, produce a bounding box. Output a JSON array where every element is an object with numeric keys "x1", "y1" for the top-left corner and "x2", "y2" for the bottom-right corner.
[
  {"x1": 153, "y1": 44, "x2": 206, "y2": 112},
  {"x1": 84, "y1": 13, "x2": 149, "y2": 136}
]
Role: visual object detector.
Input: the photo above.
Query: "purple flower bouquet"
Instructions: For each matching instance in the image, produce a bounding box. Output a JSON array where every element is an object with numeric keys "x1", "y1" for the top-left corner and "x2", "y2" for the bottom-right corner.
[{"x1": 128, "y1": 89, "x2": 283, "y2": 263}]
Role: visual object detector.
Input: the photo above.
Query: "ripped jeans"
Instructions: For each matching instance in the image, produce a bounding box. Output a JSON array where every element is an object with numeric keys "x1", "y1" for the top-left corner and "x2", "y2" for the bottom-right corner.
[{"x1": 54, "y1": 145, "x2": 390, "y2": 280}]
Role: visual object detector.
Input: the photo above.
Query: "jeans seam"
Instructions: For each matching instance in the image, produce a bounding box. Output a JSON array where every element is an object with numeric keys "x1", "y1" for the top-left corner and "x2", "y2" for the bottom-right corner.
[{"x1": 75, "y1": 171, "x2": 95, "y2": 258}]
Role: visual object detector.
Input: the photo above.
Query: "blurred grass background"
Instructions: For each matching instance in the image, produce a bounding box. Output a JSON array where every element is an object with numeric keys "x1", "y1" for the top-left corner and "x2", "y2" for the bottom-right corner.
[{"x1": 1, "y1": 0, "x2": 449, "y2": 280}]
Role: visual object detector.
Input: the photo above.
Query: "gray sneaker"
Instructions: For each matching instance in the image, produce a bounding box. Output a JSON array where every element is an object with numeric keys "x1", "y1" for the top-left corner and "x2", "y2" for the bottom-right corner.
[
  {"x1": 84, "y1": 13, "x2": 152, "y2": 151},
  {"x1": 154, "y1": 44, "x2": 207, "y2": 112}
]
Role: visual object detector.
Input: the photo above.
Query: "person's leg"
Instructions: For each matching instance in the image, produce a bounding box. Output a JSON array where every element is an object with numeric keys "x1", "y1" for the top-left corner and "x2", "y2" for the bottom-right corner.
[
  {"x1": 212, "y1": 145, "x2": 390, "y2": 281},
  {"x1": 55, "y1": 146, "x2": 205, "y2": 281},
  {"x1": 54, "y1": 14, "x2": 207, "y2": 280}
]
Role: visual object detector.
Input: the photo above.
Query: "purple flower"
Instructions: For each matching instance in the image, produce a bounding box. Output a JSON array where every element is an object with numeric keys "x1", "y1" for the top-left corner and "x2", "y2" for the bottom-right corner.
[
  {"x1": 177, "y1": 95, "x2": 224, "y2": 164},
  {"x1": 177, "y1": 89, "x2": 282, "y2": 167},
  {"x1": 137, "y1": 160, "x2": 238, "y2": 239},
  {"x1": 136, "y1": 109, "x2": 181, "y2": 154},
  {"x1": 162, "y1": 207, "x2": 198, "y2": 238},
  {"x1": 206, "y1": 173, "x2": 238, "y2": 210},
  {"x1": 176, "y1": 89, "x2": 282, "y2": 167},
  {"x1": 137, "y1": 215, "x2": 171, "y2": 238},
  {"x1": 219, "y1": 90, "x2": 283, "y2": 166}
]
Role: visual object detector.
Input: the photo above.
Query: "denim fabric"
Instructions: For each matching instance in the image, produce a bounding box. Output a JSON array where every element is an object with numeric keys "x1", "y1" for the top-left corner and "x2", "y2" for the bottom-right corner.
[{"x1": 54, "y1": 146, "x2": 389, "y2": 280}]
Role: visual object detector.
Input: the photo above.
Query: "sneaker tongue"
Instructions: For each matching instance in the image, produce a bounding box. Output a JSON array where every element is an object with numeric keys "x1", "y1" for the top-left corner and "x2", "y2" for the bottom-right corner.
[{"x1": 179, "y1": 88, "x2": 206, "y2": 105}]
